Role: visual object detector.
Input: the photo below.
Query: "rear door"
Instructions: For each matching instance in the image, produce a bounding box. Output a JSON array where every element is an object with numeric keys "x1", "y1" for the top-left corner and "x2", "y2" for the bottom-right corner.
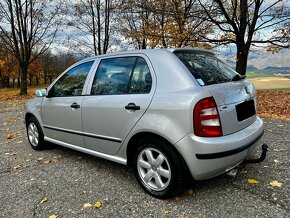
[
  {"x1": 41, "y1": 61, "x2": 94, "y2": 147},
  {"x1": 82, "y1": 55, "x2": 155, "y2": 155}
]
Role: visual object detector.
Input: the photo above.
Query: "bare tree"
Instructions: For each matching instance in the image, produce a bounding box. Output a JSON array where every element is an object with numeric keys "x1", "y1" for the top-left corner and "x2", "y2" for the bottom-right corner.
[
  {"x1": 121, "y1": 0, "x2": 212, "y2": 49},
  {"x1": 0, "y1": 0, "x2": 61, "y2": 95},
  {"x1": 120, "y1": 0, "x2": 150, "y2": 49},
  {"x1": 198, "y1": 0, "x2": 290, "y2": 75},
  {"x1": 70, "y1": 0, "x2": 113, "y2": 55}
]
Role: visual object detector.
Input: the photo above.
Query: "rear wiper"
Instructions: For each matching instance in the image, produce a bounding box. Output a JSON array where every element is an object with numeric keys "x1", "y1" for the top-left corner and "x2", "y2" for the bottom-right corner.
[{"x1": 232, "y1": 74, "x2": 246, "y2": 81}]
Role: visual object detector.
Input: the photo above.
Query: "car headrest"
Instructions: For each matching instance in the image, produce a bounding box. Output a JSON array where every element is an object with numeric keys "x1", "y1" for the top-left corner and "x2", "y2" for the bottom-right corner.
[
  {"x1": 145, "y1": 73, "x2": 152, "y2": 84},
  {"x1": 110, "y1": 73, "x2": 130, "y2": 84}
]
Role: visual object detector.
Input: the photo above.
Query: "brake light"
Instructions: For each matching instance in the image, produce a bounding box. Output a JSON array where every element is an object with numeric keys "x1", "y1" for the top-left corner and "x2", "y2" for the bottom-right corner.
[{"x1": 194, "y1": 97, "x2": 222, "y2": 137}]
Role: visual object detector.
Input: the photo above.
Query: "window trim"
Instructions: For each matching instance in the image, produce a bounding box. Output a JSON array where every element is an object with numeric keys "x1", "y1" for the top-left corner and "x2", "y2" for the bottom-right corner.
[
  {"x1": 46, "y1": 60, "x2": 95, "y2": 98},
  {"x1": 89, "y1": 56, "x2": 153, "y2": 96}
]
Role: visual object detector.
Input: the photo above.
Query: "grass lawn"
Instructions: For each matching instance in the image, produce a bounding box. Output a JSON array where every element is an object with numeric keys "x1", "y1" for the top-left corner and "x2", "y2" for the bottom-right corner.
[
  {"x1": 246, "y1": 71, "x2": 271, "y2": 79},
  {"x1": 249, "y1": 77, "x2": 290, "y2": 90}
]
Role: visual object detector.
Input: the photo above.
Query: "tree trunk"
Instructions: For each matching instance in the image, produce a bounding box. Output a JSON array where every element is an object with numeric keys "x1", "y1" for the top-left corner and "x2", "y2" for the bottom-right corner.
[
  {"x1": 142, "y1": 39, "x2": 147, "y2": 49},
  {"x1": 20, "y1": 65, "x2": 28, "y2": 95},
  {"x1": 36, "y1": 78, "x2": 39, "y2": 85},
  {"x1": 5, "y1": 77, "x2": 10, "y2": 88},
  {"x1": 17, "y1": 77, "x2": 20, "y2": 88},
  {"x1": 0, "y1": 77, "x2": 3, "y2": 88},
  {"x1": 12, "y1": 79, "x2": 15, "y2": 88},
  {"x1": 235, "y1": 44, "x2": 249, "y2": 75},
  {"x1": 96, "y1": 0, "x2": 102, "y2": 55},
  {"x1": 44, "y1": 69, "x2": 47, "y2": 84}
]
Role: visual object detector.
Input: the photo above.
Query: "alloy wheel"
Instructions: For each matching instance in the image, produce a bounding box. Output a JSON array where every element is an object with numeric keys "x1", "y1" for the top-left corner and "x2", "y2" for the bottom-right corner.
[
  {"x1": 28, "y1": 122, "x2": 39, "y2": 147},
  {"x1": 137, "y1": 147, "x2": 171, "y2": 191}
]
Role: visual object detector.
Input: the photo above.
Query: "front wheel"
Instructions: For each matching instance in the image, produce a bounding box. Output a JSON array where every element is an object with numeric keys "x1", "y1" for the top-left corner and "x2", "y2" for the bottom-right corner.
[
  {"x1": 26, "y1": 117, "x2": 46, "y2": 150},
  {"x1": 133, "y1": 138, "x2": 186, "y2": 199}
]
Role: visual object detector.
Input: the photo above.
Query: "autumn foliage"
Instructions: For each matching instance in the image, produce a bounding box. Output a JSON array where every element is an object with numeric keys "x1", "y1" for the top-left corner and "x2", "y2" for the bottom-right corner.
[{"x1": 256, "y1": 90, "x2": 290, "y2": 121}]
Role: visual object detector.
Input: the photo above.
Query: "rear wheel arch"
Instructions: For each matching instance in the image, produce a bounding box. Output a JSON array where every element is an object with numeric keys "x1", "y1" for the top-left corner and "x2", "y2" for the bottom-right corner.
[{"x1": 126, "y1": 132, "x2": 187, "y2": 169}]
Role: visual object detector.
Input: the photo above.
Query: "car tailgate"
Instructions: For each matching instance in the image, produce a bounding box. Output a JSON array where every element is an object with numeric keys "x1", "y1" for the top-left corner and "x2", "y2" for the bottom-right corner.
[{"x1": 204, "y1": 80, "x2": 257, "y2": 135}]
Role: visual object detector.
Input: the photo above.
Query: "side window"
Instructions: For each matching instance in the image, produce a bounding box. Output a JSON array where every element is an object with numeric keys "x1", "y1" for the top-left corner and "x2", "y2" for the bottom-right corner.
[
  {"x1": 49, "y1": 61, "x2": 94, "y2": 97},
  {"x1": 91, "y1": 57, "x2": 152, "y2": 95},
  {"x1": 129, "y1": 58, "x2": 152, "y2": 94},
  {"x1": 91, "y1": 57, "x2": 136, "y2": 95}
]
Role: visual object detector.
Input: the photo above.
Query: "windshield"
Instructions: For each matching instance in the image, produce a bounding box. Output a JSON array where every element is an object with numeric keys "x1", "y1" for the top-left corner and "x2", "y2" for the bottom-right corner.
[{"x1": 174, "y1": 51, "x2": 239, "y2": 86}]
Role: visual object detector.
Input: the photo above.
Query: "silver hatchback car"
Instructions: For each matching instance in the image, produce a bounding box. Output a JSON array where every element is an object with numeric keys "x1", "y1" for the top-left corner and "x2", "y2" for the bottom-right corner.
[{"x1": 25, "y1": 48, "x2": 267, "y2": 198}]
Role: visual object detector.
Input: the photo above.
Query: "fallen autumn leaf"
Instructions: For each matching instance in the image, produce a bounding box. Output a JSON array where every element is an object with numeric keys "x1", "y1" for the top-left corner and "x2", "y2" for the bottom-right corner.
[
  {"x1": 163, "y1": 210, "x2": 170, "y2": 215},
  {"x1": 94, "y1": 202, "x2": 102, "y2": 208},
  {"x1": 83, "y1": 203, "x2": 92, "y2": 208},
  {"x1": 247, "y1": 179, "x2": 259, "y2": 184},
  {"x1": 39, "y1": 197, "x2": 48, "y2": 204},
  {"x1": 270, "y1": 180, "x2": 283, "y2": 187},
  {"x1": 7, "y1": 132, "x2": 16, "y2": 139}
]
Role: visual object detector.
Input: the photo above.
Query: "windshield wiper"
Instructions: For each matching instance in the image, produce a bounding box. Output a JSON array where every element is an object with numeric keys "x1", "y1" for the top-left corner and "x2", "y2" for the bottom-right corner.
[{"x1": 232, "y1": 74, "x2": 246, "y2": 81}]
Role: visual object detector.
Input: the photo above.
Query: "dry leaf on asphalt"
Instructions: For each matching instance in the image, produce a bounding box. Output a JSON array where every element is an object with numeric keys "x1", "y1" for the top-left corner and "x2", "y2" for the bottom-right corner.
[
  {"x1": 94, "y1": 202, "x2": 102, "y2": 208},
  {"x1": 270, "y1": 180, "x2": 283, "y2": 187},
  {"x1": 83, "y1": 203, "x2": 92, "y2": 208},
  {"x1": 186, "y1": 189, "x2": 193, "y2": 195},
  {"x1": 48, "y1": 215, "x2": 57, "y2": 218},
  {"x1": 7, "y1": 132, "x2": 16, "y2": 139},
  {"x1": 4, "y1": 152, "x2": 16, "y2": 156},
  {"x1": 13, "y1": 165, "x2": 21, "y2": 170},
  {"x1": 247, "y1": 179, "x2": 259, "y2": 184},
  {"x1": 43, "y1": 160, "x2": 51, "y2": 164},
  {"x1": 44, "y1": 157, "x2": 59, "y2": 164},
  {"x1": 39, "y1": 197, "x2": 48, "y2": 204},
  {"x1": 7, "y1": 118, "x2": 14, "y2": 124},
  {"x1": 163, "y1": 210, "x2": 170, "y2": 215}
]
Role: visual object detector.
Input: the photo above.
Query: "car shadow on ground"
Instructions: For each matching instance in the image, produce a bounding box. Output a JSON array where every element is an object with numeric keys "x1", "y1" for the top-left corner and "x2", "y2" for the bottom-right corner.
[{"x1": 41, "y1": 141, "x2": 260, "y2": 199}]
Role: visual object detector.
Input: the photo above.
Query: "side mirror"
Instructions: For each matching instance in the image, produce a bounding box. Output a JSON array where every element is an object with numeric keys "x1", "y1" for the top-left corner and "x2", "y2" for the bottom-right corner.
[{"x1": 35, "y1": 89, "x2": 47, "y2": 97}]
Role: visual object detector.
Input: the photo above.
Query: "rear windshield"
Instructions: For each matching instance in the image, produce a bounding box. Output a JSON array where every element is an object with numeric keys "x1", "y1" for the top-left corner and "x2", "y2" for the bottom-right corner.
[{"x1": 174, "y1": 51, "x2": 238, "y2": 86}]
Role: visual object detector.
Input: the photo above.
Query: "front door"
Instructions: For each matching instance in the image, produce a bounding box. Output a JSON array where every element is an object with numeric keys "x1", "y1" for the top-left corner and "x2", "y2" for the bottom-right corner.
[
  {"x1": 82, "y1": 56, "x2": 155, "y2": 155},
  {"x1": 42, "y1": 61, "x2": 94, "y2": 147}
]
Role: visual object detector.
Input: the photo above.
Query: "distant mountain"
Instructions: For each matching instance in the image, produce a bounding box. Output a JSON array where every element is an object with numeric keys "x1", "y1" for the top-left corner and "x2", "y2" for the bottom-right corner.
[
  {"x1": 217, "y1": 47, "x2": 290, "y2": 70},
  {"x1": 263, "y1": 66, "x2": 290, "y2": 72},
  {"x1": 248, "y1": 49, "x2": 290, "y2": 69},
  {"x1": 247, "y1": 65, "x2": 257, "y2": 71}
]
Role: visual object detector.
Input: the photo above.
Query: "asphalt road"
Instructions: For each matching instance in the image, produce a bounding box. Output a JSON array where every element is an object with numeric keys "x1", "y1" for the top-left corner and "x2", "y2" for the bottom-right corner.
[{"x1": 0, "y1": 100, "x2": 289, "y2": 218}]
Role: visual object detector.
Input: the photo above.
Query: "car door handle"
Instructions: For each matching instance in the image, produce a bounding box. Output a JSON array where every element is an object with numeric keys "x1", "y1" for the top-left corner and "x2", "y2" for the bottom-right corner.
[
  {"x1": 71, "y1": 102, "x2": 80, "y2": 109},
  {"x1": 125, "y1": 103, "x2": 140, "y2": 111}
]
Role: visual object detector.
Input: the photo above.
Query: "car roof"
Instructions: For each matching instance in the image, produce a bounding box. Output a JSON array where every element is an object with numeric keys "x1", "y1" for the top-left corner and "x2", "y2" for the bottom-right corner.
[{"x1": 80, "y1": 47, "x2": 215, "y2": 62}]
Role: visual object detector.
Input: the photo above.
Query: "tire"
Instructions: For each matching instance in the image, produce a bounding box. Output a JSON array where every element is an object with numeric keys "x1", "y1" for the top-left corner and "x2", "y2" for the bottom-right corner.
[
  {"x1": 26, "y1": 117, "x2": 46, "y2": 150},
  {"x1": 133, "y1": 138, "x2": 186, "y2": 199}
]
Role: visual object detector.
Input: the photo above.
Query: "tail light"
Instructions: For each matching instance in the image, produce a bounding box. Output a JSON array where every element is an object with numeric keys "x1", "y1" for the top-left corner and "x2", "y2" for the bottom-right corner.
[{"x1": 194, "y1": 97, "x2": 222, "y2": 137}]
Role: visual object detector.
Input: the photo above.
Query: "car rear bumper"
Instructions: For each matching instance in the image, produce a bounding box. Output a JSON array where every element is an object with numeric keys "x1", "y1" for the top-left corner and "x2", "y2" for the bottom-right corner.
[{"x1": 175, "y1": 116, "x2": 265, "y2": 180}]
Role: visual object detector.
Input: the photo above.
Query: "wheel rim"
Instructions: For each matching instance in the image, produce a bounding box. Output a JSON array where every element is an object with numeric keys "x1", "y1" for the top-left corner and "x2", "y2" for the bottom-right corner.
[
  {"x1": 27, "y1": 123, "x2": 39, "y2": 147},
  {"x1": 137, "y1": 147, "x2": 171, "y2": 191}
]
